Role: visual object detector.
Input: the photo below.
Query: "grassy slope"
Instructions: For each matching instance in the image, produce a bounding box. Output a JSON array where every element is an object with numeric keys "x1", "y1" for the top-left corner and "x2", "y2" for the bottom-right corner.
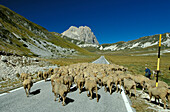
[
  {"x1": 42, "y1": 55, "x2": 100, "y2": 66},
  {"x1": 49, "y1": 33, "x2": 93, "y2": 56},
  {"x1": 0, "y1": 5, "x2": 93, "y2": 57}
]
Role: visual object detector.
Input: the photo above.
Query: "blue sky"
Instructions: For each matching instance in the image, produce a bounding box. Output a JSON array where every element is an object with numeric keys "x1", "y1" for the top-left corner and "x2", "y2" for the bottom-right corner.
[{"x1": 1, "y1": 0, "x2": 170, "y2": 44}]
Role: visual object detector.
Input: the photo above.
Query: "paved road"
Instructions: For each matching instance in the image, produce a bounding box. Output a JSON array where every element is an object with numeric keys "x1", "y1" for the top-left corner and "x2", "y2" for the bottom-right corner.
[
  {"x1": 92, "y1": 56, "x2": 110, "y2": 64},
  {"x1": 0, "y1": 56, "x2": 135, "y2": 112}
]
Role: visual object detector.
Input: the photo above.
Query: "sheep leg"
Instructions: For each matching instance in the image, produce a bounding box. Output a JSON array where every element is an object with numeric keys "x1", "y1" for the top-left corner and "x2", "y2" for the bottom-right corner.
[
  {"x1": 61, "y1": 94, "x2": 66, "y2": 106},
  {"x1": 89, "y1": 89, "x2": 93, "y2": 100},
  {"x1": 24, "y1": 87, "x2": 28, "y2": 97},
  {"x1": 149, "y1": 92, "x2": 152, "y2": 103},
  {"x1": 87, "y1": 90, "x2": 90, "y2": 97},
  {"x1": 129, "y1": 89, "x2": 131, "y2": 98},
  {"x1": 110, "y1": 84, "x2": 113, "y2": 95},
  {"x1": 104, "y1": 85, "x2": 107, "y2": 92},
  {"x1": 58, "y1": 95, "x2": 61, "y2": 102},
  {"x1": 51, "y1": 82, "x2": 54, "y2": 93},
  {"x1": 54, "y1": 93, "x2": 57, "y2": 101},
  {"x1": 95, "y1": 86, "x2": 99, "y2": 102},
  {"x1": 115, "y1": 81, "x2": 118, "y2": 93},
  {"x1": 167, "y1": 95, "x2": 170, "y2": 108},
  {"x1": 124, "y1": 87, "x2": 127, "y2": 94},
  {"x1": 68, "y1": 82, "x2": 71, "y2": 91},
  {"x1": 75, "y1": 82, "x2": 78, "y2": 88},
  {"x1": 141, "y1": 81, "x2": 144, "y2": 91},
  {"x1": 27, "y1": 84, "x2": 31, "y2": 97},
  {"x1": 161, "y1": 97, "x2": 166, "y2": 109},
  {"x1": 119, "y1": 81, "x2": 122, "y2": 94},
  {"x1": 78, "y1": 83, "x2": 81, "y2": 94},
  {"x1": 100, "y1": 81, "x2": 103, "y2": 87},
  {"x1": 134, "y1": 85, "x2": 136, "y2": 99},
  {"x1": 80, "y1": 82, "x2": 83, "y2": 92}
]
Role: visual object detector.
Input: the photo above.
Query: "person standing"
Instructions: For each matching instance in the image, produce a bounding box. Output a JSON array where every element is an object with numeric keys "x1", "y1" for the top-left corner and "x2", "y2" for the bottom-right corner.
[{"x1": 145, "y1": 67, "x2": 151, "y2": 79}]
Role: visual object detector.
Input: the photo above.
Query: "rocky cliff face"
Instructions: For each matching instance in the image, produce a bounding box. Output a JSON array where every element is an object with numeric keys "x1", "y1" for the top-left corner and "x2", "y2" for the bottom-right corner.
[{"x1": 62, "y1": 26, "x2": 99, "y2": 45}]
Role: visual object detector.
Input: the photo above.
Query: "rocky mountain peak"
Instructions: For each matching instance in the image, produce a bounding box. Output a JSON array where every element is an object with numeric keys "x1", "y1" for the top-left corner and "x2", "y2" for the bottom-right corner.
[{"x1": 62, "y1": 26, "x2": 99, "y2": 45}]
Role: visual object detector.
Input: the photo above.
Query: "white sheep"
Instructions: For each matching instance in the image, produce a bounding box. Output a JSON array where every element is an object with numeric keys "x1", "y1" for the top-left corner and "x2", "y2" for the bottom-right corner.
[
  {"x1": 23, "y1": 77, "x2": 33, "y2": 97},
  {"x1": 123, "y1": 78, "x2": 136, "y2": 99},
  {"x1": 53, "y1": 81, "x2": 68, "y2": 106},
  {"x1": 85, "y1": 78, "x2": 99, "y2": 102}
]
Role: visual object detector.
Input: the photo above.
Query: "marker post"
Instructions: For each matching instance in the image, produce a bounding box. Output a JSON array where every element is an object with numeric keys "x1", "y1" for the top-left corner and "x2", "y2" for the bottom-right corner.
[{"x1": 156, "y1": 34, "x2": 161, "y2": 87}]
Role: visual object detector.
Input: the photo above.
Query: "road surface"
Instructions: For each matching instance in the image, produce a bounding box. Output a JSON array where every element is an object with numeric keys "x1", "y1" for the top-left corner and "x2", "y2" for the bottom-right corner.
[{"x1": 0, "y1": 56, "x2": 135, "y2": 112}]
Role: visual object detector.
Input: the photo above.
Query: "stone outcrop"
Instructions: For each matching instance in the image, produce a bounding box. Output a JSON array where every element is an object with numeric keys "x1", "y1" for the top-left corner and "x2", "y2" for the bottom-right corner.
[{"x1": 62, "y1": 26, "x2": 99, "y2": 45}]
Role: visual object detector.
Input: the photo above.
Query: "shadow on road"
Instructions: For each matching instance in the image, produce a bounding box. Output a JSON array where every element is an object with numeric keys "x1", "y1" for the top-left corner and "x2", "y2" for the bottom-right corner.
[
  {"x1": 30, "y1": 89, "x2": 41, "y2": 96},
  {"x1": 70, "y1": 86, "x2": 77, "y2": 92},
  {"x1": 92, "y1": 93, "x2": 101, "y2": 102},
  {"x1": 81, "y1": 87, "x2": 86, "y2": 93},
  {"x1": 65, "y1": 97, "x2": 75, "y2": 105}
]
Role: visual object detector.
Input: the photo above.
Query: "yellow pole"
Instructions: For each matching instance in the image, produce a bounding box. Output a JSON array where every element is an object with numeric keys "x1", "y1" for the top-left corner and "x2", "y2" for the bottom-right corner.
[{"x1": 156, "y1": 34, "x2": 161, "y2": 87}]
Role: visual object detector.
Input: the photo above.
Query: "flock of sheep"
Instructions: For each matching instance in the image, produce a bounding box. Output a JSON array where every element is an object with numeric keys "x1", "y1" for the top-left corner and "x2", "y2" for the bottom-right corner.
[{"x1": 20, "y1": 63, "x2": 170, "y2": 109}]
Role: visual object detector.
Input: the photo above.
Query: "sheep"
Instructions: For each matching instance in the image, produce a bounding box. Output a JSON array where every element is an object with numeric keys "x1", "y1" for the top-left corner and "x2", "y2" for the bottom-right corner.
[
  {"x1": 83, "y1": 72, "x2": 90, "y2": 78},
  {"x1": 54, "y1": 68, "x2": 59, "y2": 74},
  {"x1": 111, "y1": 74, "x2": 121, "y2": 93},
  {"x1": 63, "y1": 75, "x2": 73, "y2": 91},
  {"x1": 38, "y1": 71, "x2": 43, "y2": 80},
  {"x1": 115, "y1": 74, "x2": 131, "y2": 93},
  {"x1": 53, "y1": 81, "x2": 68, "y2": 106},
  {"x1": 168, "y1": 89, "x2": 170, "y2": 108},
  {"x1": 86, "y1": 76, "x2": 98, "y2": 84},
  {"x1": 23, "y1": 77, "x2": 33, "y2": 97},
  {"x1": 123, "y1": 78, "x2": 136, "y2": 99},
  {"x1": 74, "y1": 75, "x2": 85, "y2": 94},
  {"x1": 107, "y1": 77, "x2": 114, "y2": 94},
  {"x1": 43, "y1": 71, "x2": 49, "y2": 82},
  {"x1": 85, "y1": 78, "x2": 99, "y2": 102},
  {"x1": 20, "y1": 73, "x2": 29, "y2": 81},
  {"x1": 145, "y1": 80, "x2": 168, "y2": 88},
  {"x1": 51, "y1": 74, "x2": 63, "y2": 93},
  {"x1": 102, "y1": 76, "x2": 109, "y2": 92},
  {"x1": 118, "y1": 65, "x2": 124, "y2": 71},
  {"x1": 96, "y1": 72, "x2": 103, "y2": 87},
  {"x1": 132, "y1": 75, "x2": 149, "y2": 90},
  {"x1": 144, "y1": 83, "x2": 170, "y2": 109},
  {"x1": 48, "y1": 68, "x2": 54, "y2": 76}
]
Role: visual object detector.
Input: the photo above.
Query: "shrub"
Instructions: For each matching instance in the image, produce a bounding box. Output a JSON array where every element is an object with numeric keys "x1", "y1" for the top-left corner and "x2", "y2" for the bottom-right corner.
[
  {"x1": 22, "y1": 37, "x2": 27, "y2": 41},
  {"x1": 16, "y1": 73, "x2": 20, "y2": 78},
  {"x1": 23, "y1": 44, "x2": 28, "y2": 47}
]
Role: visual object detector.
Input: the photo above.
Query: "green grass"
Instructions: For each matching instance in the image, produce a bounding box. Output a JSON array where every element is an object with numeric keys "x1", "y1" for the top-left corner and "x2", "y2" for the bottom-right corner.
[
  {"x1": 105, "y1": 53, "x2": 170, "y2": 85},
  {"x1": 42, "y1": 55, "x2": 100, "y2": 66}
]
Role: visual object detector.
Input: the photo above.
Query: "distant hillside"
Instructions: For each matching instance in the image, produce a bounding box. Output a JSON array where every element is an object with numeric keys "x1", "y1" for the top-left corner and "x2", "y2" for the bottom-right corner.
[
  {"x1": 100, "y1": 33, "x2": 170, "y2": 52},
  {"x1": 0, "y1": 5, "x2": 91, "y2": 57},
  {"x1": 77, "y1": 33, "x2": 170, "y2": 55}
]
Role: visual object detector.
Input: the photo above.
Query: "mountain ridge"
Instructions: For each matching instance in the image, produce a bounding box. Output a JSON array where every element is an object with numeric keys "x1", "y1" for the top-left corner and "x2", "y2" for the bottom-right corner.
[
  {"x1": 99, "y1": 33, "x2": 170, "y2": 51},
  {"x1": 0, "y1": 5, "x2": 92, "y2": 57}
]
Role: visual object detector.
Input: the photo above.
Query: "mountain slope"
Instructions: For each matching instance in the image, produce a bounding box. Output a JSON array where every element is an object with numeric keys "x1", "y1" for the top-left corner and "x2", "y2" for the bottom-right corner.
[
  {"x1": 0, "y1": 5, "x2": 91, "y2": 57},
  {"x1": 100, "y1": 33, "x2": 170, "y2": 52}
]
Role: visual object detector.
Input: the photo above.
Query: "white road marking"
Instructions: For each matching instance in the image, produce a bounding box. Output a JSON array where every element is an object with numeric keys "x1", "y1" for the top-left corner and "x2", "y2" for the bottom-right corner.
[
  {"x1": 120, "y1": 86, "x2": 133, "y2": 112},
  {"x1": 96, "y1": 56, "x2": 134, "y2": 112},
  {"x1": 0, "y1": 78, "x2": 50, "y2": 97}
]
